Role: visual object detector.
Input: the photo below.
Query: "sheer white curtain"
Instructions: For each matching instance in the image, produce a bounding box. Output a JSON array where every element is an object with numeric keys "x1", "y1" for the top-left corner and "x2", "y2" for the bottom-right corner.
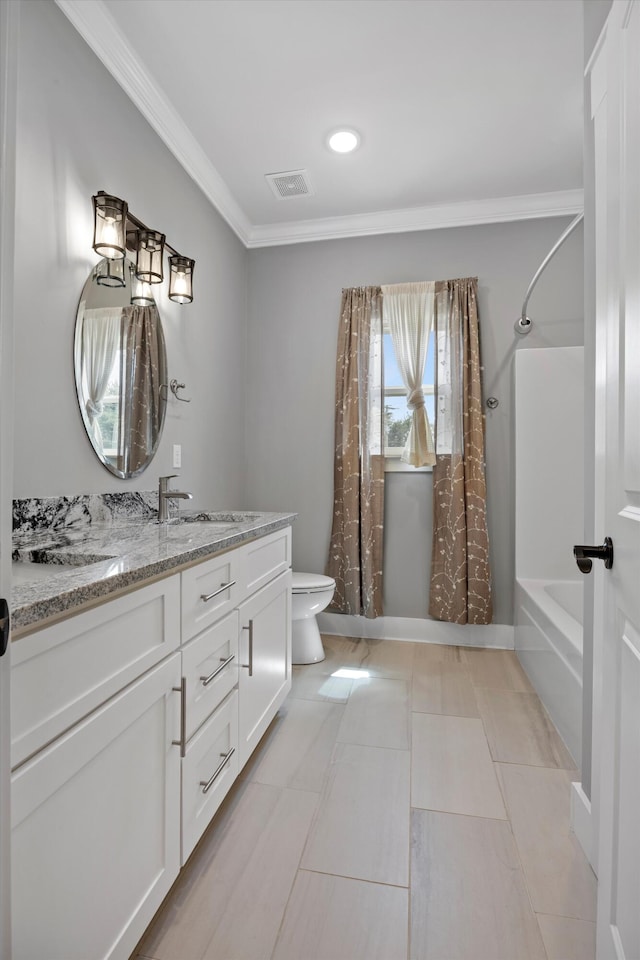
[
  {"x1": 81, "y1": 306, "x2": 121, "y2": 445},
  {"x1": 381, "y1": 281, "x2": 436, "y2": 466}
]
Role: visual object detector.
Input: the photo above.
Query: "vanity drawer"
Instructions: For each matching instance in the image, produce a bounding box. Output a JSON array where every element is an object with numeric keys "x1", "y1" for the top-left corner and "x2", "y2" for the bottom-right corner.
[
  {"x1": 181, "y1": 689, "x2": 238, "y2": 864},
  {"x1": 11, "y1": 576, "x2": 181, "y2": 769},
  {"x1": 182, "y1": 610, "x2": 238, "y2": 739},
  {"x1": 181, "y1": 551, "x2": 244, "y2": 641},
  {"x1": 239, "y1": 527, "x2": 292, "y2": 596}
]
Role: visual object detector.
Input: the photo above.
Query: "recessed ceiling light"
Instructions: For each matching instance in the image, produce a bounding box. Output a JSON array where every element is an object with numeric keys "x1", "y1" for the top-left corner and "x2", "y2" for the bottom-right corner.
[{"x1": 327, "y1": 129, "x2": 360, "y2": 154}]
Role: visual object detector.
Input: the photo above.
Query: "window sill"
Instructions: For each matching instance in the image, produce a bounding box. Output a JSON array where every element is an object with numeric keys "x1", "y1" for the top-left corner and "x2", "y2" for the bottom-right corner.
[{"x1": 384, "y1": 459, "x2": 433, "y2": 474}]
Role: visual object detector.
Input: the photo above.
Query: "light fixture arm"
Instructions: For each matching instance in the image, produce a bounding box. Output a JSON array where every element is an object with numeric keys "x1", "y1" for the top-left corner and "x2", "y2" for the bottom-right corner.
[{"x1": 123, "y1": 208, "x2": 184, "y2": 260}]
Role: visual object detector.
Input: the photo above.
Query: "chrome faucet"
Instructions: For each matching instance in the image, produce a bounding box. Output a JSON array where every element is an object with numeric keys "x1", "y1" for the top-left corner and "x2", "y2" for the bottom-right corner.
[{"x1": 158, "y1": 475, "x2": 193, "y2": 522}]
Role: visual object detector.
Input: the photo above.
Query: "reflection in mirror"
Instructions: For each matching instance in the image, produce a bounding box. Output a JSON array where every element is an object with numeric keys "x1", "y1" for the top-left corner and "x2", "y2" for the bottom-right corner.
[{"x1": 74, "y1": 259, "x2": 168, "y2": 478}]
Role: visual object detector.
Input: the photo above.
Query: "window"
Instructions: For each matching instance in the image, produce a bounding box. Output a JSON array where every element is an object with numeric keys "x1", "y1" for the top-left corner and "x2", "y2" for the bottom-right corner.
[{"x1": 383, "y1": 327, "x2": 435, "y2": 470}]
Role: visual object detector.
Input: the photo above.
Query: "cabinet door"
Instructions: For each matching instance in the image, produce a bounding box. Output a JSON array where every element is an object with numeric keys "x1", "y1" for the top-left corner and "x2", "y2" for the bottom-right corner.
[
  {"x1": 237, "y1": 570, "x2": 291, "y2": 769},
  {"x1": 12, "y1": 575, "x2": 181, "y2": 768},
  {"x1": 11, "y1": 654, "x2": 181, "y2": 960}
]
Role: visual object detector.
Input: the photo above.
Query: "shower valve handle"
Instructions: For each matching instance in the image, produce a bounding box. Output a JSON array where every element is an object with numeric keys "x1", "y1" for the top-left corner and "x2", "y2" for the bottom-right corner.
[{"x1": 573, "y1": 537, "x2": 614, "y2": 574}]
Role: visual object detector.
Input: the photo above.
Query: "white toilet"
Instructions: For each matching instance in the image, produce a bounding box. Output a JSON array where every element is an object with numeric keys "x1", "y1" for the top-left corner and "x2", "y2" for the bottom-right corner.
[{"x1": 291, "y1": 572, "x2": 336, "y2": 664}]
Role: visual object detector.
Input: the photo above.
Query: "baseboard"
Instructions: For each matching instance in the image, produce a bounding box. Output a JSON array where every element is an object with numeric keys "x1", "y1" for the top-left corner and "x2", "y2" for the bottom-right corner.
[
  {"x1": 317, "y1": 613, "x2": 514, "y2": 649},
  {"x1": 571, "y1": 781, "x2": 597, "y2": 875}
]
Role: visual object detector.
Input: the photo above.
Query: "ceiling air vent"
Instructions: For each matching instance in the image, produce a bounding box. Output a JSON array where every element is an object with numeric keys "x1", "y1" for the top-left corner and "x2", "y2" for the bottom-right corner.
[{"x1": 265, "y1": 169, "x2": 314, "y2": 200}]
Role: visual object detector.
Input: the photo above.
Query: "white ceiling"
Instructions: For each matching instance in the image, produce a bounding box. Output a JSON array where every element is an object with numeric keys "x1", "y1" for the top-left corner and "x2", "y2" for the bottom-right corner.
[{"x1": 57, "y1": 0, "x2": 584, "y2": 246}]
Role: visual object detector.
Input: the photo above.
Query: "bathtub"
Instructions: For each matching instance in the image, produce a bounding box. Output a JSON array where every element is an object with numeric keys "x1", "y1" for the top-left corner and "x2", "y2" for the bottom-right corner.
[{"x1": 515, "y1": 578, "x2": 583, "y2": 767}]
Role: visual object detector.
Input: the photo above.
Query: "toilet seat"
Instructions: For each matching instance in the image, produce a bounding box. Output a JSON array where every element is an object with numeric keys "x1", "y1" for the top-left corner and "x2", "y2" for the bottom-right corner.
[{"x1": 292, "y1": 572, "x2": 335, "y2": 595}]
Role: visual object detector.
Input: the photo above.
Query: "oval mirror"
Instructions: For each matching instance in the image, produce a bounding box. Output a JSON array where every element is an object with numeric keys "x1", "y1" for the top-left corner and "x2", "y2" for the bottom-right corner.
[{"x1": 74, "y1": 259, "x2": 168, "y2": 478}]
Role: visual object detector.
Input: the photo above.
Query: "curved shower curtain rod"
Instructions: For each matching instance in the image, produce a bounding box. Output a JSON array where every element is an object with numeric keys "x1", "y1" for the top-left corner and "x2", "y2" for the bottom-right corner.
[{"x1": 515, "y1": 212, "x2": 584, "y2": 335}]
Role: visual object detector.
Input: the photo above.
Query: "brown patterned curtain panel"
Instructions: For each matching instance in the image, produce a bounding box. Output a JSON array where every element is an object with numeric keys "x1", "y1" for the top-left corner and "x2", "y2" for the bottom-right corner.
[
  {"x1": 326, "y1": 287, "x2": 385, "y2": 618},
  {"x1": 429, "y1": 278, "x2": 493, "y2": 624},
  {"x1": 120, "y1": 306, "x2": 163, "y2": 476}
]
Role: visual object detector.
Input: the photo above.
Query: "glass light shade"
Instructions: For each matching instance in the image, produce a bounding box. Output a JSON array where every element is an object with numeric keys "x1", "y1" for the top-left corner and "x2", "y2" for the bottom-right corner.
[
  {"x1": 131, "y1": 275, "x2": 154, "y2": 306},
  {"x1": 327, "y1": 129, "x2": 360, "y2": 153},
  {"x1": 92, "y1": 193, "x2": 128, "y2": 259},
  {"x1": 168, "y1": 256, "x2": 194, "y2": 304},
  {"x1": 95, "y1": 257, "x2": 125, "y2": 287},
  {"x1": 136, "y1": 230, "x2": 165, "y2": 284}
]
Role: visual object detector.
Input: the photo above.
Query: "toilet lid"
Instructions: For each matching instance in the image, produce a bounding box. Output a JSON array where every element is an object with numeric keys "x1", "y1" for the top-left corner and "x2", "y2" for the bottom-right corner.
[{"x1": 292, "y1": 572, "x2": 336, "y2": 594}]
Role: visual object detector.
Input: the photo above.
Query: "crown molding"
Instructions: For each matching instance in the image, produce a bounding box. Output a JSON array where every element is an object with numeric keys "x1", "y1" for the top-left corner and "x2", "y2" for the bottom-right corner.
[
  {"x1": 55, "y1": 0, "x2": 252, "y2": 245},
  {"x1": 246, "y1": 189, "x2": 584, "y2": 248},
  {"x1": 54, "y1": 1, "x2": 583, "y2": 250}
]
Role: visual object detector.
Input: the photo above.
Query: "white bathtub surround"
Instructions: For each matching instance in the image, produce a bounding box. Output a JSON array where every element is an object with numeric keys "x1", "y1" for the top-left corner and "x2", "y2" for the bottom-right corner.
[
  {"x1": 515, "y1": 347, "x2": 585, "y2": 584},
  {"x1": 514, "y1": 346, "x2": 584, "y2": 769},
  {"x1": 318, "y1": 612, "x2": 514, "y2": 649}
]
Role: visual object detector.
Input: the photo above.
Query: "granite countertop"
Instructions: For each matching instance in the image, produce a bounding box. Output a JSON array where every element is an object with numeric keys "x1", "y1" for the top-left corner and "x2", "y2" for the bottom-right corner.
[{"x1": 11, "y1": 511, "x2": 296, "y2": 636}]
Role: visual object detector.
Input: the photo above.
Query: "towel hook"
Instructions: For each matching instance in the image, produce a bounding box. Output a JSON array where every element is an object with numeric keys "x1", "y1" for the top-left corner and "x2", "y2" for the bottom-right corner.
[
  {"x1": 160, "y1": 377, "x2": 191, "y2": 403},
  {"x1": 170, "y1": 379, "x2": 191, "y2": 403}
]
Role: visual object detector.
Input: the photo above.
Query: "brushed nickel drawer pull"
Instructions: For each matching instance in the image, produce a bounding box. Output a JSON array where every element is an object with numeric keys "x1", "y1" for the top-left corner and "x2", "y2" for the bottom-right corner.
[
  {"x1": 241, "y1": 620, "x2": 254, "y2": 676},
  {"x1": 200, "y1": 580, "x2": 236, "y2": 603},
  {"x1": 200, "y1": 654, "x2": 235, "y2": 686},
  {"x1": 171, "y1": 677, "x2": 187, "y2": 758},
  {"x1": 200, "y1": 747, "x2": 235, "y2": 794}
]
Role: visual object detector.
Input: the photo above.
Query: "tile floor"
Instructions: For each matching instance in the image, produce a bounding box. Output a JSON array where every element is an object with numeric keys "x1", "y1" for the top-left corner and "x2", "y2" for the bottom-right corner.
[{"x1": 135, "y1": 636, "x2": 597, "y2": 960}]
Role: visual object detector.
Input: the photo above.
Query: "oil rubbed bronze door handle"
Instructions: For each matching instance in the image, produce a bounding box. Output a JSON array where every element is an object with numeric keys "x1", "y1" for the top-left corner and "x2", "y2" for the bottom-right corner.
[
  {"x1": 573, "y1": 537, "x2": 614, "y2": 574},
  {"x1": 0, "y1": 598, "x2": 9, "y2": 657}
]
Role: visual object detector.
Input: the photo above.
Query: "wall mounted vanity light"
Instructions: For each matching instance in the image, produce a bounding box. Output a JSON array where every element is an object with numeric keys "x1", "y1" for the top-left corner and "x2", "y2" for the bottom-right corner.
[
  {"x1": 91, "y1": 191, "x2": 195, "y2": 304},
  {"x1": 95, "y1": 257, "x2": 126, "y2": 288},
  {"x1": 92, "y1": 193, "x2": 128, "y2": 259},
  {"x1": 168, "y1": 256, "x2": 195, "y2": 304},
  {"x1": 135, "y1": 229, "x2": 166, "y2": 284},
  {"x1": 131, "y1": 275, "x2": 154, "y2": 306}
]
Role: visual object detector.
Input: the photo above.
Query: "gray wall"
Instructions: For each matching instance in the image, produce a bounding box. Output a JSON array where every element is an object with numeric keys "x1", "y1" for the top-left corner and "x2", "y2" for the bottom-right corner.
[
  {"x1": 246, "y1": 220, "x2": 584, "y2": 625},
  {"x1": 13, "y1": 0, "x2": 248, "y2": 509},
  {"x1": 13, "y1": 1, "x2": 586, "y2": 630},
  {"x1": 584, "y1": 0, "x2": 612, "y2": 59}
]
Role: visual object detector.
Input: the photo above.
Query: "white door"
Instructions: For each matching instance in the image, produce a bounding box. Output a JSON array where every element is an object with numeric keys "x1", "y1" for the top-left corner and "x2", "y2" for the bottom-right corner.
[
  {"x1": 590, "y1": 3, "x2": 640, "y2": 957},
  {"x1": 0, "y1": 3, "x2": 18, "y2": 957}
]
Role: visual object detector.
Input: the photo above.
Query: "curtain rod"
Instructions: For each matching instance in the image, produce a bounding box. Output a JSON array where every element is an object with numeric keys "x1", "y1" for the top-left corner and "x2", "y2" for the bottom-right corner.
[{"x1": 515, "y1": 212, "x2": 584, "y2": 336}]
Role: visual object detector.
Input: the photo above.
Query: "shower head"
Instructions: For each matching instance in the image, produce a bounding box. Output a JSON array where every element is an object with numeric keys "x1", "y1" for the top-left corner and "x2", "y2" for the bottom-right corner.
[{"x1": 515, "y1": 316, "x2": 532, "y2": 336}]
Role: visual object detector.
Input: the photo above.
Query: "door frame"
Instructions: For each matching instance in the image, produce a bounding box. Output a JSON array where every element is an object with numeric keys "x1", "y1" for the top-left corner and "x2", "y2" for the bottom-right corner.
[
  {"x1": 0, "y1": 1, "x2": 19, "y2": 956},
  {"x1": 582, "y1": 6, "x2": 611, "y2": 883}
]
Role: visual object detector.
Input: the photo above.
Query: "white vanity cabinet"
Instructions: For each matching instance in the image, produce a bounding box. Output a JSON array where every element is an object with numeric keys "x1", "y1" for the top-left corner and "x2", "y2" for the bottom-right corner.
[
  {"x1": 10, "y1": 523, "x2": 292, "y2": 960},
  {"x1": 178, "y1": 525, "x2": 292, "y2": 859},
  {"x1": 11, "y1": 579, "x2": 183, "y2": 960}
]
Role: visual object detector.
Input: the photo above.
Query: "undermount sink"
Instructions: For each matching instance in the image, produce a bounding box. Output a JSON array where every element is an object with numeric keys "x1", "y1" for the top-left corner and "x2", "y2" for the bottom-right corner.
[
  {"x1": 178, "y1": 511, "x2": 262, "y2": 524},
  {"x1": 12, "y1": 548, "x2": 117, "y2": 584}
]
